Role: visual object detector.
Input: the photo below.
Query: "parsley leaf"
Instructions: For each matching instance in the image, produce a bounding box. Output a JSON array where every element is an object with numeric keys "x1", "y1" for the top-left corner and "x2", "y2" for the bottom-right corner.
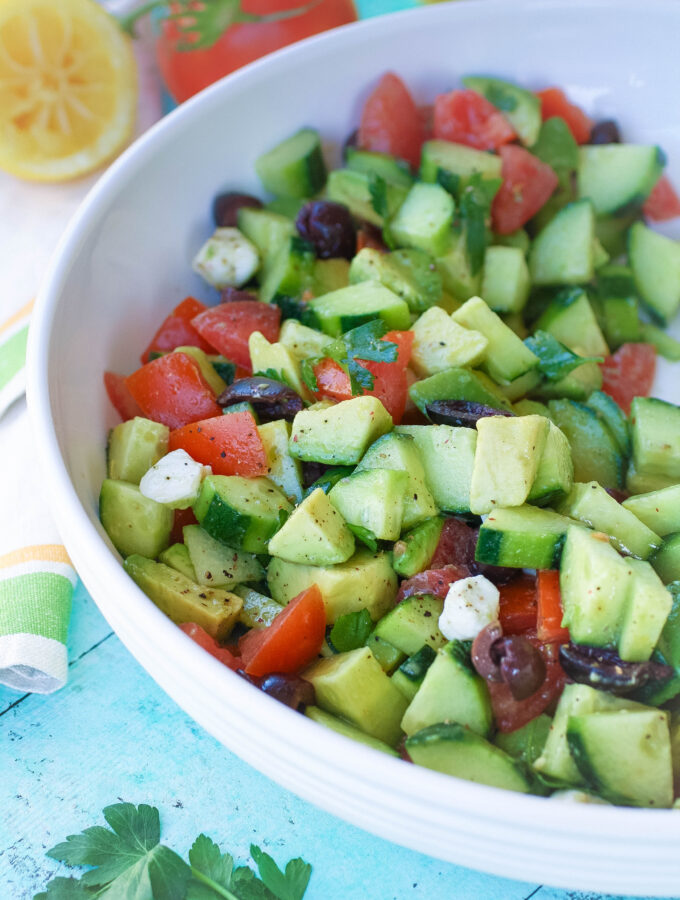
[
  {"x1": 524, "y1": 329, "x2": 604, "y2": 381},
  {"x1": 299, "y1": 357, "x2": 319, "y2": 393},
  {"x1": 346, "y1": 524, "x2": 378, "y2": 552},
  {"x1": 458, "y1": 174, "x2": 502, "y2": 276},
  {"x1": 302, "y1": 320, "x2": 398, "y2": 397},
  {"x1": 250, "y1": 845, "x2": 311, "y2": 900},
  {"x1": 435, "y1": 169, "x2": 461, "y2": 198},
  {"x1": 329, "y1": 609, "x2": 374, "y2": 652}
]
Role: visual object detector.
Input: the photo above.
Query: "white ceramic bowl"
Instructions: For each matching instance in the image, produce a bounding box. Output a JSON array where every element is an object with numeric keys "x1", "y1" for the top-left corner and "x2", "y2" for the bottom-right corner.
[{"x1": 30, "y1": 1, "x2": 680, "y2": 894}]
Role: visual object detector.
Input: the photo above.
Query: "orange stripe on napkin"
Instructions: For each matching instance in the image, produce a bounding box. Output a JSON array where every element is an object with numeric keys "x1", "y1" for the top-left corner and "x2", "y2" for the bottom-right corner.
[
  {"x1": 0, "y1": 299, "x2": 34, "y2": 338},
  {"x1": 0, "y1": 544, "x2": 72, "y2": 569}
]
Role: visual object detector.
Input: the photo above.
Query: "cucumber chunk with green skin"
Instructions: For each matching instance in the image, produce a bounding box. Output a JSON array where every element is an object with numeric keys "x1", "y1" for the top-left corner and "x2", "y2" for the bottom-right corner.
[
  {"x1": 401, "y1": 641, "x2": 493, "y2": 738},
  {"x1": 326, "y1": 168, "x2": 408, "y2": 227},
  {"x1": 532, "y1": 360, "x2": 603, "y2": 403},
  {"x1": 626, "y1": 460, "x2": 679, "y2": 496},
  {"x1": 529, "y1": 200, "x2": 595, "y2": 286},
  {"x1": 406, "y1": 722, "x2": 531, "y2": 792},
  {"x1": 631, "y1": 397, "x2": 680, "y2": 481},
  {"x1": 410, "y1": 306, "x2": 488, "y2": 376},
  {"x1": 584, "y1": 390, "x2": 630, "y2": 457},
  {"x1": 629, "y1": 221, "x2": 680, "y2": 326},
  {"x1": 233, "y1": 584, "x2": 283, "y2": 630},
  {"x1": 409, "y1": 367, "x2": 512, "y2": 417},
  {"x1": 419, "y1": 139, "x2": 502, "y2": 184},
  {"x1": 193, "y1": 474, "x2": 292, "y2": 554},
  {"x1": 475, "y1": 505, "x2": 573, "y2": 569},
  {"x1": 495, "y1": 713, "x2": 552, "y2": 767},
  {"x1": 258, "y1": 235, "x2": 316, "y2": 304},
  {"x1": 619, "y1": 557, "x2": 673, "y2": 660},
  {"x1": 373, "y1": 595, "x2": 446, "y2": 657},
  {"x1": 567, "y1": 709, "x2": 673, "y2": 808},
  {"x1": 481, "y1": 245, "x2": 531, "y2": 313},
  {"x1": 527, "y1": 420, "x2": 574, "y2": 507},
  {"x1": 308, "y1": 281, "x2": 411, "y2": 337},
  {"x1": 548, "y1": 399, "x2": 624, "y2": 490},
  {"x1": 396, "y1": 425, "x2": 477, "y2": 515},
  {"x1": 107, "y1": 417, "x2": 169, "y2": 485},
  {"x1": 267, "y1": 549, "x2": 397, "y2": 623},
  {"x1": 305, "y1": 706, "x2": 399, "y2": 756},
  {"x1": 303, "y1": 647, "x2": 408, "y2": 746},
  {"x1": 183, "y1": 524, "x2": 264, "y2": 587},
  {"x1": 289, "y1": 395, "x2": 393, "y2": 466},
  {"x1": 436, "y1": 228, "x2": 481, "y2": 302},
  {"x1": 598, "y1": 293, "x2": 641, "y2": 349},
  {"x1": 267, "y1": 487, "x2": 355, "y2": 566},
  {"x1": 237, "y1": 207, "x2": 296, "y2": 271},
  {"x1": 535, "y1": 287, "x2": 609, "y2": 358},
  {"x1": 492, "y1": 228, "x2": 530, "y2": 256},
  {"x1": 100, "y1": 479, "x2": 173, "y2": 560},
  {"x1": 328, "y1": 468, "x2": 408, "y2": 542},
  {"x1": 255, "y1": 127, "x2": 326, "y2": 198},
  {"x1": 158, "y1": 542, "x2": 196, "y2": 582},
  {"x1": 651, "y1": 533, "x2": 680, "y2": 585},
  {"x1": 391, "y1": 644, "x2": 438, "y2": 701},
  {"x1": 392, "y1": 517, "x2": 444, "y2": 578},
  {"x1": 349, "y1": 247, "x2": 442, "y2": 314},
  {"x1": 462, "y1": 75, "x2": 541, "y2": 146},
  {"x1": 623, "y1": 485, "x2": 680, "y2": 537},
  {"x1": 365, "y1": 633, "x2": 405, "y2": 674},
  {"x1": 390, "y1": 182, "x2": 455, "y2": 258},
  {"x1": 124, "y1": 555, "x2": 242, "y2": 641},
  {"x1": 557, "y1": 482, "x2": 662, "y2": 560},
  {"x1": 257, "y1": 420, "x2": 304, "y2": 505},
  {"x1": 514, "y1": 398, "x2": 550, "y2": 418},
  {"x1": 595, "y1": 211, "x2": 637, "y2": 258},
  {"x1": 577, "y1": 144, "x2": 664, "y2": 216},
  {"x1": 345, "y1": 147, "x2": 413, "y2": 188}
]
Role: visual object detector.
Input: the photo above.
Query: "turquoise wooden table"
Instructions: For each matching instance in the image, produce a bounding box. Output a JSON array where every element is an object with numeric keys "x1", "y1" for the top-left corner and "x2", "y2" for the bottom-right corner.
[{"x1": 0, "y1": 580, "x2": 659, "y2": 899}]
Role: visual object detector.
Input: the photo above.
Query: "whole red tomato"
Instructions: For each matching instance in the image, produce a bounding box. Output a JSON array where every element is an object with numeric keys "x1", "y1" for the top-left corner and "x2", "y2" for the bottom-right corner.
[{"x1": 156, "y1": 0, "x2": 358, "y2": 103}]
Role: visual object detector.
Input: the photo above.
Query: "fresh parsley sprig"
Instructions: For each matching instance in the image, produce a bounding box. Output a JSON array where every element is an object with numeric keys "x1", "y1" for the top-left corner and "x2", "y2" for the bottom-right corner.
[
  {"x1": 301, "y1": 320, "x2": 398, "y2": 396},
  {"x1": 35, "y1": 802, "x2": 311, "y2": 900}
]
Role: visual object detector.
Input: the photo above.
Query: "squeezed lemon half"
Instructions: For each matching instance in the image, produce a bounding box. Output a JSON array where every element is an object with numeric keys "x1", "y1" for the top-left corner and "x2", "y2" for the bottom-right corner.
[{"x1": 0, "y1": 0, "x2": 137, "y2": 181}]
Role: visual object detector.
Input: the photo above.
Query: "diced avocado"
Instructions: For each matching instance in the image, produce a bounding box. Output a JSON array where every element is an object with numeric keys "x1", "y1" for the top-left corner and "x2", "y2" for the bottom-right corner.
[
  {"x1": 527, "y1": 420, "x2": 574, "y2": 507},
  {"x1": 267, "y1": 487, "x2": 355, "y2": 566},
  {"x1": 463, "y1": 75, "x2": 541, "y2": 146},
  {"x1": 106, "y1": 417, "x2": 169, "y2": 484},
  {"x1": 390, "y1": 182, "x2": 455, "y2": 258},
  {"x1": 481, "y1": 245, "x2": 531, "y2": 313},
  {"x1": 373, "y1": 595, "x2": 446, "y2": 656},
  {"x1": 631, "y1": 397, "x2": 680, "y2": 481},
  {"x1": 278, "y1": 319, "x2": 332, "y2": 360},
  {"x1": 577, "y1": 144, "x2": 664, "y2": 216},
  {"x1": 410, "y1": 306, "x2": 487, "y2": 376},
  {"x1": 436, "y1": 228, "x2": 481, "y2": 301},
  {"x1": 409, "y1": 367, "x2": 512, "y2": 417},
  {"x1": 356, "y1": 432, "x2": 438, "y2": 530},
  {"x1": 100, "y1": 479, "x2": 173, "y2": 560},
  {"x1": 534, "y1": 683, "x2": 645, "y2": 785},
  {"x1": 392, "y1": 517, "x2": 444, "y2": 578},
  {"x1": 303, "y1": 647, "x2": 408, "y2": 746},
  {"x1": 469, "y1": 414, "x2": 549, "y2": 515},
  {"x1": 173, "y1": 346, "x2": 227, "y2": 396},
  {"x1": 248, "y1": 330, "x2": 311, "y2": 401},
  {"x1": 124, "y1": 554, "x2": 242, "y2": 641},
  {"x1": 529, "y1": 200, "x2": 595, "y2": 286},
  {"x1": 328, "y1": 468, "x2": 408, "y2": 541},
  {"x1": 401, "y1": 640, "x2": 493, "y2": 738},
  {"x1": 494, "y1": 714, "x2": 552, "y2": 767},
  {"x1": 619, "y1": 557, "x2": 673, "y2": 660},
  {"x1": 311, "y1": 257, "x2": 350, "y2": 295},
  {"x1": 255, "y1": 127, "x2": 326, "y2": 198},
  {"x1": 391, "y1": 644, "x2": 437, "y2": 700},
  {"x1": 396, "y1": 424, "x2": 477, "y2": 514},
  {"x1": 548, "y1": 399, "x2": 624, "y2": 491},
  {"x1": 420, "y1": 139, "x2": 503, "y2": 184},
  {"x1": 365, "y1": 633, "x2": 406, "y2": 673},
  {"x1": 233, "y1": 584, "x2": 283, "y2": 630},
  {"x1": 158, "y1": 542, "x2": 196, "y2": 581},
  {"x1": 349, "y1": 247, "x2": 442, "y2": 313},
  {"x1": 267, "y1": 549, "x2": 397, "y2": 623},
  {"x1": 305, "y1": 705, "x2": 399, "y2": 756},
  {"x1": 257, "y1": 419, "x2": 304, "y2": 505},
  {"x1": 559, "y1": 482, "x2": 661, "y2": 560},
  {"x1": 624, "y1": 485, "x2": 680, "y2": 537},
  {"x1": 193, "y1": 475, "x2": 292, "y2": 553},
  {"x1": 326, "y1": 168, "x2": 408, "y2": 227},
  {"x1": 496, "y1": 367, "x2": 541, "y2": 403},
  {"x1": 514, "y1": 398, "x2": 550, "y2": 417},
  {"x1": 475, "y1": 505, "x2": 573, "y2": 569},
  {"x1": 289, "y1": 395, "x2": 392, "y2": 466},
  {"x1": 567, "y1": 709, "x2": 673, "y2": 808},
  {"x1": 308, "y1": 281, "x2": 411, "y2": 337},
  {"x1": 183, "y1": 524, "x2": 264, "y2": 587}
]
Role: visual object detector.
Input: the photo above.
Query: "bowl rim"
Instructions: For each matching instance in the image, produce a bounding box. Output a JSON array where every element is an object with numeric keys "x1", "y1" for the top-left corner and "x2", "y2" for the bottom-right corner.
[{"x1": 27, "y1": 0, "x2": 680, "y2": 874}]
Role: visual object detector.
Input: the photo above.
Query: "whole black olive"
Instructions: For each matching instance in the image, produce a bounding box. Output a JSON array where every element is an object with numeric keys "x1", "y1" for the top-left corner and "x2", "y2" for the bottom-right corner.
[
  {"x1": 493, "y1": 635, "x2": 547, "y2": 701},
  {"x1": 257, "y1": 673, "x2": 316, "y2": 710},
  {"x1": 218, "y1": 376, "x2": 304, "y2": 422},
  {"x1": 471, "y1": 621, "x2": 505, "y2": 682},
  {"x1": 559, "y1": 643, "x2": 673, "y2": 695},
  {"x1": 296, "y1": 200, "x2": 356, "y2": 260},
  {"x1": 589, "y1": 120, "x2": 621, "y2": 145},
  {"x1": 213, "y1": 191, "x2": 263, "y2": 227},
  {"x1": 425, "y1": 400, "x2": 515, "y2": 429}
]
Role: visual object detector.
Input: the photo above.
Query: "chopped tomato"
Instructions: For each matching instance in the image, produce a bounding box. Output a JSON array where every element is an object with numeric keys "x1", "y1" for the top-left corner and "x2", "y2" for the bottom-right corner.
[
  {"x1": 536, "y1": 569, "x2": 570, "y2": 643},
  {"x1": 488, "y1": 639, "x2": 566, "y2": 733},
  {"x1": 535, "y1": 87, "x2": 593, "y2": 144},
  {"x1": 396, "y1": 564, "x2": 468, "y2": 603},
  {"x1": 498, "y1": 575, "x2": 538, "y2": 635},
  {"x1": 418, "y1": 103, "x2": 435, "y2": 142},
  {"x1": 140, "y1": 297, "x2": 213, "y2": 364},
  {"x1": 125, "y1": 352, "x2": 221, "y2": 429},
  {"x1": 643, "y1": 175, "x2": 680, "y2": 222},
  {"x1": 168, "y1": 411, "x2": 268, "y2": 477},
  {"x1": 358, "y1": 72, "x2": 425, "y2": 170},
  {"x1": 238, "y1": 585, "x2": 326, "y2": 677},
  {"x1": 104, "y1": 371, "x2": 144, "y2": 421},
  {"x1": 601, "y1": 342, "x2": 656, "y2": 415},
  {"x1": 191, "y1": 301, "x2": 281, "y2": 370},
  {"x1": 492, "y1": 145, "x2": 559, "y2": 234},
  {"x1": 433, "y1": 89, "x2": 516, "y2": 151},
  {"x1": 430, "y1": 517, "x2": 478, "y2": 570},
  {"x1": 170, "y1": 506, "x2": 198, "y2": 545},
  {"x1": 179, "y1": 623, "x2": 240, "y2": 671}
]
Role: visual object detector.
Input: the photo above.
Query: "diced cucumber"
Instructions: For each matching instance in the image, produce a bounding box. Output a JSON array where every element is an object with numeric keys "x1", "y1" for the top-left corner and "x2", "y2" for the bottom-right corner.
[
  {"x1": 436, "y1": 228, "x2": 481, "y2": 301},
  {"x1": 365, "y1": 634, "x2": 405, "y2": 674},
  {"x1": 628, "y1": 221, "x2": 680, "y2": 325},
  {"x1": 233, "y1": 585, "x2": 283, "y2": 630},
  {"x1": 391, "y1": 644, "x2": 437, "y2": 701},
  {"x1": 577, "y1": 144, "x2": 663, "y2": 215},
  {"x1": 183, "y1": 524, "x2": 264, "y2": 586},
  {"x1": 475, "y1": 505, "x2": 573, "y2": 569},
  {"x1": 107, "y1": 417, "x2": 169, "y2": 485},
  {"x1": 100, "y1": 479, "x2": 173, "y2": 560},
  {"x1": 626, "y1": 460, "x2": 679, "y2": 496},
  {"x1": 527, "y1": 420, "x2": 574, "y2": 507},
  {"x1": 529, "y1": 201, "x2": 595, "y2": 286},
  {"x1": 124, "y1": 555, "x2": 242, "y2": 641},
  {"x1": 462, "y1": 75, "x2": 541, "y2": 146},
  {"x1": 267, "y1": 487, "x2": 355, "y2": 566},
  {"x1": 598, "y1": 295, "x2": 641, "y2": 350},
  {"x1": 349, "y1": 247, "x2": 442, "y2": 313},
  {"x1": 373, "y1": 595, "x2": 446, "y2": 656},
  {"x1": 619, "y1": 557, "x2": 673, "y2": 660},
  {"x1": 345, "y1": 146, "x2": 413, "y2": 188},
  {"x1": 390, "y1": 182, "x2": 455, "y2": 258},
  {"x1": 651, "y1": 533, "x2": 680, "y2": 585},
  {"x1": 497, "y1": 367, "x2": 541, "y2": 403},
  {"x1": 623, "y1": 484, "x2": 680, "y2": 537},
  {"x1": 265, "y1": 196, "x2": 304, "y2": 219},
  {"x1": 640, "y1": 322, "x2": 680, "y2": 360},
  {"x1": 532, "y1": 360, "x2": 603, "y2": 403},
  {"x1": 535, "y1": 288, "x2": 609, "y2": 357},
  {"x1": 305, "y1": 705, "x2": 399, "y2": 756},
  {"x1": 495, "y1": 714, "x2": 552, "y2": 767},
  {"x1": 406, "y1": 723, "x2": 531, "y2": 792},
  {"x1": 258, "y1": 235, "x2": 316, "y2": 304},
  {"x1": 514, "y1": 398, "x2": 550, "y2": 417},
  {"x1": 328, "y1": 468, "x2": 408, "y2": 541},
  {"x1": 392, "y1": 516, "x2": 444, "y2": 578},
  {"x1": 548, "y1": 399, "x2": 624, "y2": 490},
  {"x1": 492, "y1": 228, "x2": 530, "y2": 256},
  {"x1": 308, "y1": 281, "x2": 410, "y2": 337},
  {"x1": 409, "y1": 367, "x2": 512, "y2": 417},
  {"x1": 255, "y1": 127, "x2": 326, "y2": 198},
  {"x1": 631, "y1": 397, "x2": 680, "y2": 481},
  {"x1": 481, "y1": 245, "x2": 531, "y2": 313},
  {"x1": 193, "y1": 475, "x2": 292, "y2": 553},
  {"x1": 158, "y1": 543, "x2": 196, "y2": 582},
  {"x1": 530, "y1": 116, "x2": 579, "y2": 174},
  {"x1": 419, "y1": 139, "x2": 502, "y2": 184},
  {"x1": 583, "y1": 390, "x2": 630, "y2": 457},
  {"x1": 237, "y1": 207, "x2": 296, "y2": 271},
  {"x1": 289, "y1": 395, "x2": 393, "y2": 466},
  {"x1": 326, "y1": 168, "x2": 408, "y2": 227},
  {"x1": 410, "y1": 306, "x2": 487, "y2": 376},
  {"x1": 396, "y1": 424, "x2": 477, "y2": 514},
  {"x1": 257, "y1": 420, "x2": 304, "y2": 505}
]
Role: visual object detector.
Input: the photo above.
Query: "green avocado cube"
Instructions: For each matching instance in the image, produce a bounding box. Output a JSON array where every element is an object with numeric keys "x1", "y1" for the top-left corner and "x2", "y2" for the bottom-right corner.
[{"x1": 289, "y1": 395, "x2": 393, "y2": 466}]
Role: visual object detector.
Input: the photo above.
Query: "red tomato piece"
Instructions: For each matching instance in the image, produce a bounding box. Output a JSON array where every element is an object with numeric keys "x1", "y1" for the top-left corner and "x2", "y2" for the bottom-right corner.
[
  {"x1": 103, "y1": 371, "x2": 144, "y2": 421},
  {"x1": 125, "y1": 352, "x2": 221, "y2": 429},
  {"x1": 536, "y1": 569, "x2": 570, "y2": 643},
  {"x1": 169, "y1": 411, "x2": 268, "y2": 477},
  {"x1": 429, "y1": 516, "x2": 478, "y2": 570},
  {"x1": 643, "y1": 175, "x2": 680, "y2": 222},
  {"x1": 140, "y1": 297, "x2": 214, "y2": 364},
  {"x1": 191, "y1": 301, "x2": 281, "y2": 371},
  {"x1": 535, "y1": 87, "x2": 593, "y2": 144},
  {"x1": 498, "y1": 575, "x2": 538, "y2": 635},
  {"x1": 170, "y1": 506, "x2": 198, "y2": 545},
  {"x1": 433, "y1": 89, "x2": 516, "y2": 151},
  {"x1": 358, "y1": 72, "x2": 425, "y2": 170},
  {"x1": 396, "y1": 564, "x2": 468, "y2": 603},
  {"x1": 492, "y1": 145, "x2": 559, "y2": 234},
  {"x1": 601, "y1": 342, "x2": 657, "y2": 415},
  {"x1": 179, "y1": 622, "x2": 240, "y2": 671},
  {"x1": 488, "y1": 639, "x2": 566, "y2": 733},
  {"x1": 238, "y1": 585, "x2": 326, "y2": 677}
]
